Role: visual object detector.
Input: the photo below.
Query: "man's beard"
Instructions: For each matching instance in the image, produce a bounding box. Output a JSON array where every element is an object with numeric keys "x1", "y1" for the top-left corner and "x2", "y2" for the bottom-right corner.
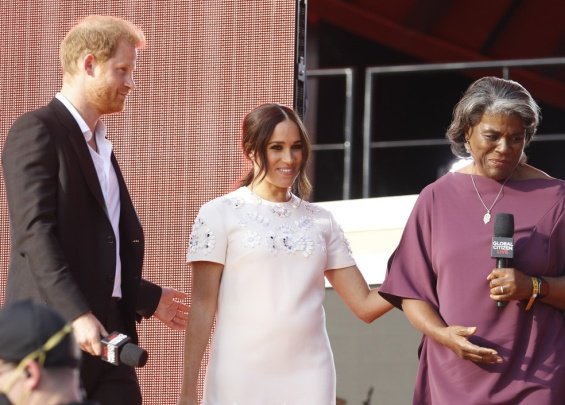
[{"x1": 89, "y1": 82, "x2": 126, "y2": 115}]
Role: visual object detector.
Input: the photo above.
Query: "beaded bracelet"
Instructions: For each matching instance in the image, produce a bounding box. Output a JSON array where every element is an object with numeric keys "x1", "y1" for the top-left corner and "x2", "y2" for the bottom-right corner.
[
  {"x1": 525, "y1": 277, "x2": 540, "y2": 311},
  {"x1": 537, "y1": 276, "x2": 547, "y2": 300}
]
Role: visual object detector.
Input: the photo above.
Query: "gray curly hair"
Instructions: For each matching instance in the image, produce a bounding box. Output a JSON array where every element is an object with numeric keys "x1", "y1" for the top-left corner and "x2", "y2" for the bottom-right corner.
[{"x1": 446, "y1": 76, "x2": 541, "y2": 158}]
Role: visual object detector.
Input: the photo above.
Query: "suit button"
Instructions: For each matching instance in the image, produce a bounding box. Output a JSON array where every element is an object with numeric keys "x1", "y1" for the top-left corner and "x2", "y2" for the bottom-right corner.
[{"x1": 107, "y1": 235, "x2": 115, "y2": 244}]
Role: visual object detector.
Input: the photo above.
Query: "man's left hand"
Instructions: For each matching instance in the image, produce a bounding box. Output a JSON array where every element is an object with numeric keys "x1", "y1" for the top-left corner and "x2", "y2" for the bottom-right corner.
[{"x1": 154, "y1": 287, "x2": 189, "y2": 330}]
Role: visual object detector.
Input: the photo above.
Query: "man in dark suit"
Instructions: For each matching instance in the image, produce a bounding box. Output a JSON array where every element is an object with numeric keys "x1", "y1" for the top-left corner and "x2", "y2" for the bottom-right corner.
[{"x1": 1, "y1": 15, "x2": 188, "y2": 405}]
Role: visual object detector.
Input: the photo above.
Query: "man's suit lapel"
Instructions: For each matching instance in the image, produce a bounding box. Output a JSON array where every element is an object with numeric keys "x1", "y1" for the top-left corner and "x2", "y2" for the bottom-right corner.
[
  {"x1": 112, "y1": 153, "x2": 140, "y2": 227},
  {"x1": 49, "y1": 98, "x2": 108, "y2": 215},
  {"x1": 112, "y1": 153, "x2": 131, "y2": 209}
]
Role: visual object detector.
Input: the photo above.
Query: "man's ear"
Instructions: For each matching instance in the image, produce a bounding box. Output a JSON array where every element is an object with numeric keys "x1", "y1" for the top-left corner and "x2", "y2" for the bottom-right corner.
[
  {"x1": 83, "y1": 54, "x2": 96, "y2": 76},
  {"x1": 23, "y1": 361, "x2": 41, "y2": 390}
]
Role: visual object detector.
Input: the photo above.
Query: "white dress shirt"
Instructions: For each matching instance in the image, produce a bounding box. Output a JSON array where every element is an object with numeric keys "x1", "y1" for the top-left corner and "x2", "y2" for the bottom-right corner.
[{"x1": 55, "y1": 93, "x2": 122, "y2": 298}]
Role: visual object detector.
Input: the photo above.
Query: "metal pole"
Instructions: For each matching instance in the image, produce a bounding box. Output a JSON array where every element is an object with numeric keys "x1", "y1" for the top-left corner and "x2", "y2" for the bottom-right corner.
[
  {"x1": 343, "y1": 68, "x2": 353, "y2": 200},
  {"x1": 306, "y1": 68, "x2": 355, "y2": 200},
  {"x1": 362, "y1": 69, "x2": 374, "y2": 198}
]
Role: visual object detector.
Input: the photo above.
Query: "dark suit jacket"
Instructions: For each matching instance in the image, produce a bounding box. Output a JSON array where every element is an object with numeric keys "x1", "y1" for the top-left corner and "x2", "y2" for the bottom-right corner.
[{"x1": 2, "y1": 98, "x2": 161, "y2": 344}]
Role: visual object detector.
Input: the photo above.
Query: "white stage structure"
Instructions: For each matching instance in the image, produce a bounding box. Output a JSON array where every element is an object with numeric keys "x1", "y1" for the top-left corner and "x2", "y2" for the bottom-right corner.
[{"x1": 318, "y1": 194, "x2": 418, "y2": 286}]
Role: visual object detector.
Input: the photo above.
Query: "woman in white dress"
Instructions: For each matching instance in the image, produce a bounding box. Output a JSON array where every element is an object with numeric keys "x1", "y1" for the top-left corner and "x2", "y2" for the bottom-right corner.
[{"x1": 177, "y1": 103, "x2": 392, "y2": 405}]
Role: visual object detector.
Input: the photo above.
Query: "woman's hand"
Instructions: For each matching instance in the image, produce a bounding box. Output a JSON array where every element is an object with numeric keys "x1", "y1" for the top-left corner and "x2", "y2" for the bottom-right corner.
[
  {"x1": 437, "y1": 325, "x2": 502, "y2": 364},
  {"x1": 487, "y1": 267, "x2": 532, "y2": 304},
  {"x1": 402, "y1": 299, "x2": 502, "y2": 364}
]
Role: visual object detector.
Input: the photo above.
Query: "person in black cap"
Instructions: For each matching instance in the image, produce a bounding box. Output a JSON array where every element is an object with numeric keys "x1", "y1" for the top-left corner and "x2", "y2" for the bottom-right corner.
[{"x1": 0, "y1": 299, "x2": 96, "y2": 405}]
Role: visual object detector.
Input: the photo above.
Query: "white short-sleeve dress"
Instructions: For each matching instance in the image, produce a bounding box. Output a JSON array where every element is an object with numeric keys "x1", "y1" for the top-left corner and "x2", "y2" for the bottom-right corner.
[{"x1": 187, "y1": 186, "x2": 355, "y2": 405}]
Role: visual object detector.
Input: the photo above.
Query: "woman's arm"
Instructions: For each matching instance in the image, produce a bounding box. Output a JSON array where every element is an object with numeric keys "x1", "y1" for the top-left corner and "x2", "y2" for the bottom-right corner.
[
  {"x1": 402, "y1": 299, "x2": 502, "y2": 364},
  {"x1": 325, "y1": 265, "x2": 393, "y2": 323},
  {"x1": 177, "y1": 261, "x2": 223, "y2": 405}
]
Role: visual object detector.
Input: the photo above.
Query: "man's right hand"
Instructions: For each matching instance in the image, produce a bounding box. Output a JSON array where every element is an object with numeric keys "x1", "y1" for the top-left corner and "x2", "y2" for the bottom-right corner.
[{"x1": 71, "y1": 312, "x2": 108, "y2": 356}]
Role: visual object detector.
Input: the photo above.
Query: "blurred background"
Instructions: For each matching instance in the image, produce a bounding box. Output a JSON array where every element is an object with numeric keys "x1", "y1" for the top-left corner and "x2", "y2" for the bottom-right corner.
[{"x1": 304, "y1": 0, "x2": 565, "y2": 202}]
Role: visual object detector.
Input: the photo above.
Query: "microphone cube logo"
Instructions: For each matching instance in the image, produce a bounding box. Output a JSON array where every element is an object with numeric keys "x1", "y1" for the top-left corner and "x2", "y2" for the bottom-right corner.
[
  {"x1": 491, "y1": 237, "x2": 514, "y2": 259},
  {"x1": 101, "y1": 332, "x2": 130, "y2": 365}
]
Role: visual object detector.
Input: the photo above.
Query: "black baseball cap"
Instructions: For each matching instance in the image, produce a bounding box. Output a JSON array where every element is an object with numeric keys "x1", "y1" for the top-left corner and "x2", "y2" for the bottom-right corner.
[{"x1": 0, "y1": 299, "x2": 79, "y2": 368}]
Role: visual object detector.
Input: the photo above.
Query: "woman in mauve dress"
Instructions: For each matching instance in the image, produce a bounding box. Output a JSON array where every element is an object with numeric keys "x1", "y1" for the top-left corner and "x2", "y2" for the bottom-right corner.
[
  {"x1": 177, "y1": 103, "x2": 392, "y2": 405},
  {"x1": 379, "y1": 76, "x2": 565, "y2": 405}
]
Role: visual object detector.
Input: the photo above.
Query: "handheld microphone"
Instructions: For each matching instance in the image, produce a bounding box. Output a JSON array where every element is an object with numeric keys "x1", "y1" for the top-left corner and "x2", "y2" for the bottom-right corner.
[
  {"x1": 491, "y1": 213, "x2": 514, "y2": 308},
  {"x1": 101, "y1": 331, "x2": 148, "y2": 367}
]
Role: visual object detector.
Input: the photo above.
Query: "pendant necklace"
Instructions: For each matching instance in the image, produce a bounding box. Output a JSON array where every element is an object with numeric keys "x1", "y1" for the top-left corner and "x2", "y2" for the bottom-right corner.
[{"x1": 470, "y1": 174, "x2": 511, "y2": 224}]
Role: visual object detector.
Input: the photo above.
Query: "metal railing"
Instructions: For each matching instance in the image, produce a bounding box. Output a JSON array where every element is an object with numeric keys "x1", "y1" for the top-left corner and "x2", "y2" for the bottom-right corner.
[
  {"x1": 306, "y1": 67, "x2": 354, "y2": 200},
  {"x1": 362, "y1": 57, "x2": 565, "y2": 198}
]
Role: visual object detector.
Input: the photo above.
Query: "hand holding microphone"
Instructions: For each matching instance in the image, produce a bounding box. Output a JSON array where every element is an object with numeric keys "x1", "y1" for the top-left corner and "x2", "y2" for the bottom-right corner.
[
  {"x1": 489, "y1": 213, "x2": 514, "y2": 308},
  {"x1": 71, "y1": 312, "x2": 108, "y2": 357},
  {"x1": 101, "y1": 331, "x2": 148, "y2": 367}
]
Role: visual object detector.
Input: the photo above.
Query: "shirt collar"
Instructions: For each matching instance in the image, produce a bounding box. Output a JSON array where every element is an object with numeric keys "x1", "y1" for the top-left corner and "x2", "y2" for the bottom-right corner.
[{"x1": 55, "y1": 92, "x2": 107, "y2": 142}]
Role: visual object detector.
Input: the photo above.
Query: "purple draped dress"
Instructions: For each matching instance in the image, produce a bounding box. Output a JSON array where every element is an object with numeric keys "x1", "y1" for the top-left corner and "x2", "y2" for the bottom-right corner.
[{"x1": 380, "y1": 172, "x2": 565, "y2": 405}]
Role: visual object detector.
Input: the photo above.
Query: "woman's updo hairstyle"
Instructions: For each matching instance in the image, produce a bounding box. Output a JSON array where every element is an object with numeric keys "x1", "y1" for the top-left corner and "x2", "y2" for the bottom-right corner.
[{"x1": 240, "y1": 103, "x2": 312, "y2": 199}]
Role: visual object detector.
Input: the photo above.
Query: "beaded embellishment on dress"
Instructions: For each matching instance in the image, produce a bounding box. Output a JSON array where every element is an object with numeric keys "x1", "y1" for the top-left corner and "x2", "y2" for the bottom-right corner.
[{"x1": 188, "y1": 217, "x2": 216, "y2": 255}]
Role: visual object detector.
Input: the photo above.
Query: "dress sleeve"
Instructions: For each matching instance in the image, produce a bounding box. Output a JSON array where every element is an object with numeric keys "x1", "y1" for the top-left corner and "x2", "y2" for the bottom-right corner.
[
  {"x1": 186, "y1": 200, "x2": 227, "y2": 265},
  {"x1": 378, "y1": 186, "x2": 440, "y2": 310},
  {"x1": 324, "y1": 210, "x2": 356, "y2": 271}
]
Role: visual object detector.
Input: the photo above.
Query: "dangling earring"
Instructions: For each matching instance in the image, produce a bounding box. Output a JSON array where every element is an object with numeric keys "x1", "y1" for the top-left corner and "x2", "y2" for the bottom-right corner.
[
  {"x1": 464, "y1": 141, "x2": 471, "y2": 153},
  {"x1": 519, "y1": 151, "x2": 527, "y2": 164}
]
